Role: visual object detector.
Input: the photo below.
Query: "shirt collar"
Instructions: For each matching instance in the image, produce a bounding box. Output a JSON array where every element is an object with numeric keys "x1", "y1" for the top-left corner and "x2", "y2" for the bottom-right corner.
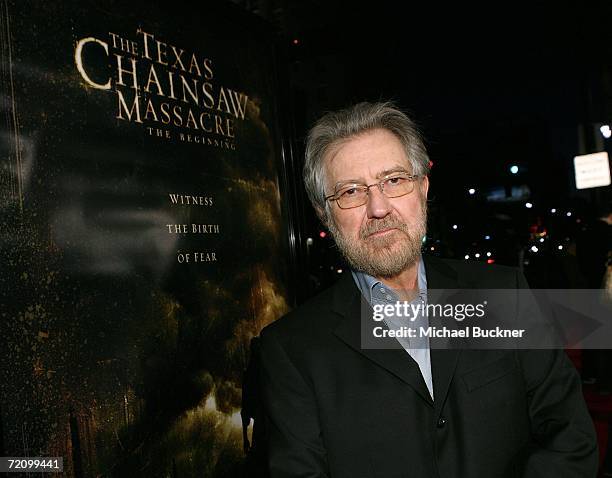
[{"x1": 351, "y1": 256, "x2": 428, "y2": 304}]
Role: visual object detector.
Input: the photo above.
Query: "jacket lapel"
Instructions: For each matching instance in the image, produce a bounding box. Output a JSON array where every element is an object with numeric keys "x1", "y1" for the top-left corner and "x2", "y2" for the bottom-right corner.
[
  {"x1": 332, "y1": 271, "x2": 434, "y2": 407},
  {"x1": 423, "y1": 256, "x2": 462, "y2": 415},
  {"x1": 331, "y1": 256, "x2": 465, "y2": 411}
]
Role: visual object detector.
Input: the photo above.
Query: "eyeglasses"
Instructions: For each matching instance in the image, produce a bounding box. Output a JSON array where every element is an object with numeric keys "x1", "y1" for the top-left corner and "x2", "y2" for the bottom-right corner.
[{"x1": 325, "y1": 173, "x2": 422, "y2": 209}]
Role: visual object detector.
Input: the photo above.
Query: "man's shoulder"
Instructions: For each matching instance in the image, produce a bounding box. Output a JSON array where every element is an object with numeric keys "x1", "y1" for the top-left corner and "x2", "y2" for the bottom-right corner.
[
  {"x1": 424, "y1": 255, "x2": 523, "y2": 288},
  {"x1": 260, "y1": 275, "x2": 350, "y2": 342}
]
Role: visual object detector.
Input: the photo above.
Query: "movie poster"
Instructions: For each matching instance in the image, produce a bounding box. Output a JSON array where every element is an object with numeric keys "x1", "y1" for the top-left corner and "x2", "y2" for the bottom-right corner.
[{"x1": 0, "y1": 1, "x2": 291, "y2": 475}]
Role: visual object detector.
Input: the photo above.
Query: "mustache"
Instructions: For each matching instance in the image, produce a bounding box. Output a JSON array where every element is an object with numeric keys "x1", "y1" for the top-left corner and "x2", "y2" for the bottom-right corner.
[{"x1": 360, "y1": 216, "x2": 409, "y2": 239}]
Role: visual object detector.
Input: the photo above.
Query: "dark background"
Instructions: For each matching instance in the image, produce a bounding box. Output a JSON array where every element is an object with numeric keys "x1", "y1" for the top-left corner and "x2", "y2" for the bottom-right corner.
[{"x1": 232, "y1": 0, "x2": 612, "y2": 299}]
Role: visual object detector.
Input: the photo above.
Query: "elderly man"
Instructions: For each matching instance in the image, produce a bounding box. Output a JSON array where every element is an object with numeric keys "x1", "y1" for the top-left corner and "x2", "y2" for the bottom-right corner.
[{"x1": 258, "y1": 102, "x2": 597, "y2": 478}]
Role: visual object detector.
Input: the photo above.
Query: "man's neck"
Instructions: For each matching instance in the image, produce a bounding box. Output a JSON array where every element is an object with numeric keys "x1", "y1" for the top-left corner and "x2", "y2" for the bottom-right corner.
[{"x1": 375, "y1": 258, "x2": 421, "y2": 301}]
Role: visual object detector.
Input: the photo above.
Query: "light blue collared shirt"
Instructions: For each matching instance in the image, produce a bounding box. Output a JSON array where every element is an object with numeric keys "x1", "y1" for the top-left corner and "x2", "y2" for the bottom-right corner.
[{"x1": 352, "y1": 258, "x2": 434, "y2": 399}]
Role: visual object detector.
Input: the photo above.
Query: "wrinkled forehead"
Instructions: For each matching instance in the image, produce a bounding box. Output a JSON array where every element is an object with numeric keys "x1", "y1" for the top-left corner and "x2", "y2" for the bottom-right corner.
[{"x1": 323, "y1": 129, "x2": 412, "y2": 187}]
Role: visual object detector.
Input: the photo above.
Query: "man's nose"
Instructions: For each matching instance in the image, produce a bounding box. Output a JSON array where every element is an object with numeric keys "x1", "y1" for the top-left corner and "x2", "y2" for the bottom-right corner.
[{"x1": 365, "y1": 186, "x2": 392, "y2": 219}]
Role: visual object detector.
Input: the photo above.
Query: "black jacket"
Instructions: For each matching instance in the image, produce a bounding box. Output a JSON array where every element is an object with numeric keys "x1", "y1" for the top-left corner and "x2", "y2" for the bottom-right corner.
[{"x1": 259, "y1": 256, "x2": 598, "y2": 478}]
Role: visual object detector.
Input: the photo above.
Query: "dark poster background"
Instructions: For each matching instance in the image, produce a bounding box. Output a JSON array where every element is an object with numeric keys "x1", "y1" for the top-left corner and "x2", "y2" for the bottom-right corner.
[{"x1": 0, "y1": 1, "x2": 292, "y2": 476}]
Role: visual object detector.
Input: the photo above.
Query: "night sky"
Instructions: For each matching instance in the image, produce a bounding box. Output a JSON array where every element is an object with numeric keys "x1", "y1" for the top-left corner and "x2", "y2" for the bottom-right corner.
[{"x1": 285, "y1": 1, "x2": 609, "y2": 192}]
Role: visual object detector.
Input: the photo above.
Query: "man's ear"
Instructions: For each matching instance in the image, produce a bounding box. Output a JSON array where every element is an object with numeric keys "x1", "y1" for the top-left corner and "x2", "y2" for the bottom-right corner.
[
  {"x1": 421, "y1": 175, "x2": 429, "y2": 199},
  {"x1": 314, "y1": 205, "x2": 328, "y2": 227}
]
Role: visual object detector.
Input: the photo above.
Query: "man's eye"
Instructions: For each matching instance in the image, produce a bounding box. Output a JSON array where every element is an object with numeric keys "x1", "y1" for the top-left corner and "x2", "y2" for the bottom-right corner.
[
  {"x1": 386, "y1": 176, "x2": 405, "y2": 186},
  {"x1": 342, "y1": 188, "x2": 358, "y2": 196}
]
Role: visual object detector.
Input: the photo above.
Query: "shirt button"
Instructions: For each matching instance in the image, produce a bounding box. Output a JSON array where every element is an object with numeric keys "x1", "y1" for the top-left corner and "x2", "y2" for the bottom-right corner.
[
  {"x1": 380, "y1": 288, "x2": 385, "y2": 293},
  {"x1": 437, "y1": 417, "x2": 447, "y2": 428},
  {"x1": 386, "y1": 295, "x2": 392, "y2": 300}
]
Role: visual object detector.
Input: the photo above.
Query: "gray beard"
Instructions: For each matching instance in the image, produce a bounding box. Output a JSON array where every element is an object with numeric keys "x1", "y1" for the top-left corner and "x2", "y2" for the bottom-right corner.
[{"x1": 327, "y1": 201, "x2": 427, "y2": 279}]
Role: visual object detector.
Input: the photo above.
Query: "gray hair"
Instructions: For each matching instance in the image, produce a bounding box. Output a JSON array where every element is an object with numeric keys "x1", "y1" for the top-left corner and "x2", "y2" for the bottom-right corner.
[{"x1": 303, "y1": 101, "x2": 431, "y2": 220}]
